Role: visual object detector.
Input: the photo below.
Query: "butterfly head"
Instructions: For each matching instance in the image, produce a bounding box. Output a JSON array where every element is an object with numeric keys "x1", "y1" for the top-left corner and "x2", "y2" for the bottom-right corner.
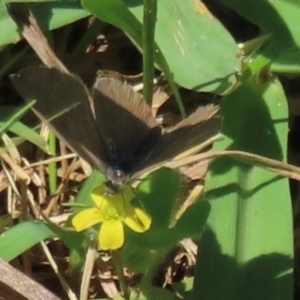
[{"x1": 105, "y1": 166, "x2": 129, "y2": 194}]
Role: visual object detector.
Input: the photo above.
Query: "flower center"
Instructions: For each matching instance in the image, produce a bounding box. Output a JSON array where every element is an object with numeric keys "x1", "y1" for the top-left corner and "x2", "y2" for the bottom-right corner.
[{"x1": 106, "y1": 206, "x2": 120, "y2": 220}]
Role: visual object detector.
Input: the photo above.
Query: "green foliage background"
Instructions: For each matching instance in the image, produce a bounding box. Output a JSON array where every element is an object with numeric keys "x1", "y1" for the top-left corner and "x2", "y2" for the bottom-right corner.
[{"x1": 0, "y1": 0, "x2": 297, "y2": 299}]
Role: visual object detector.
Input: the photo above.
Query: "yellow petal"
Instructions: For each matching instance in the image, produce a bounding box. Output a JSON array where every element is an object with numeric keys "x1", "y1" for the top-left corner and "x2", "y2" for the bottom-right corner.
[
  {"x1": 124, "y1": 207, "x2": 152, "y2": 233},
  {"x1": 72, "y1": 208, "x2": 105, "y2": 232},
  {"x1": 134, "y1": 208, "x2": 152, "y2": 230},
  {"x1": 99, "y1": 220, "x2": 124, "y2": 250},
  {"x1": 92, "y1": 187, "x2": 124, "y2": 214}
]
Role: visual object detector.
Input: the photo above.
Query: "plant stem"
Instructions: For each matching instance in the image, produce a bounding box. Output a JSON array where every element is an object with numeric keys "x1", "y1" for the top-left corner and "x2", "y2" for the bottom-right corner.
[
  {"x1": 111, "y1": 250, "x2": 130, "y2": 300},
  {"x1": 143, "y1": 0, "x2": 157, "y2": 105}
]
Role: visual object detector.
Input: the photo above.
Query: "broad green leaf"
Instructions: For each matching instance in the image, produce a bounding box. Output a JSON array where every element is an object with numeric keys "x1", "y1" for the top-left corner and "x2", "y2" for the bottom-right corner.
[
  {"x1": 0, "y1": 220, "x2": 55, "y2": 261},
  {"x1": 0, "y1": 1, "x2": 89, "y2": 46},
  {"x1": 220, "y1": 0, "x2": 300, "y2": 73},
  {"x1": 271, "y1": 48, "x2": 300, "y2": 74},
  {"x1": 173, "y1": 277, "x2": 194, "y2": 296},
  {"x1": 123, "y1": 168, "x2": 210, "y2": 273},
  {"x1": 123, "y1": 168, "x2": 181, "y2": 273},
  {"x1": 174, "y1": 200, "x2": 210, "y2": 240},
  {"x1": 82, "y1": 0, "x2": 241, "y2": 94},
  {"x1": 124, "y1": 168, "x2": 209, "y2": 299},
  {"x1": 192, "y1": 76, "x2": 293, "y2": 299}
]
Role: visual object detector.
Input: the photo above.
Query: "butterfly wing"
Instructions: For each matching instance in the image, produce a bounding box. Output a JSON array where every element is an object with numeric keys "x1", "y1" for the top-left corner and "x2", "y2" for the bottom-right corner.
[
  {"x1": 132, "y1": 105, "x2": 220, "y2": 178},
  {"x1": 91, "y1": 77, "x2": 161, "y2": 174},
  {"x1": 10, "y1": 66, "x2": 109, "y2": 173}
]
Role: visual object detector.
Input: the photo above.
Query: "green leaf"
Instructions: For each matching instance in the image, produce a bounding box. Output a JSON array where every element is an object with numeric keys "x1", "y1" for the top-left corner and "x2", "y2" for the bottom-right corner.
[
  {"x1": 123, "y1": 168, "x2": 210, "y2": 277},
  {"x1": 220, "y1": 0, "x2": 300, "y2": 74},
  {"x1": 192, "y1": 76, "x2": 293, "y2": 299},
  {"x1": 0, "y1": 220, "x2": 55, "y2": 261},
  {"x1": 137, "y1": 168, "x2": 181, "y2": 228},
  {"x1": 72, "y1": 170, "x2": 106, "y2": 213},
  {"x1": 82, "y1": 0, "x2": 240, "y2": 94},
  {"x1": 271, "y1": 48, "x2": 300, "y2": 74},
  {"x1": 1, "y1": 1, "x2": 89, "y2": 46},
  {"x1": 0, "y1": 102, "x2": 34, "y2": 135},
  {"x1": 123, "y1": 168, "x2": 181, "y2": 273},
  {"x1": 173, "y1": 277, "x2": 194, "y2": 296},
  {"x1": 0, "y1": 105, "x2": 49, "y2": 154},
  {"x1": 11, "y1": 122, "x2": 49, "y2": 152},
  {"x1": 174, "y1": 200, "x2": 210, "y2": 239}
]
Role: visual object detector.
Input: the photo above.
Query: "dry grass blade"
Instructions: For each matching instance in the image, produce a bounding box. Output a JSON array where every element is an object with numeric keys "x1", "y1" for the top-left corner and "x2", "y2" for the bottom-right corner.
[
  {"x1": 171, "y1": 184, "x2": 205, "y2": 228},
  {"x1": 0, "y1": 257, "x2": 61, "y2": 300},
  {"x1": 40, "y1": 241, "x2": 78, "y2": 300},
  {"x1": 80, "y1": 237, "x2": 98, "y2": 300},
  {"x1": 171, "y1": 150, "x2": 300, "y2": 182}
]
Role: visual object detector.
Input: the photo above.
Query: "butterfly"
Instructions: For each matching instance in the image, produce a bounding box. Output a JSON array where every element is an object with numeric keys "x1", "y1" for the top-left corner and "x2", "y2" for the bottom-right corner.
[{"x1": 11, "y1": 66, "x2": 219, "y2": 192}]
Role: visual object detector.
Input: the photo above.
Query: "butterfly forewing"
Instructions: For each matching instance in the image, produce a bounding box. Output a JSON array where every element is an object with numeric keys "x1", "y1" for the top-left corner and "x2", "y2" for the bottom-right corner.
[
  {"x1": 92, "y1": 78, "x2": 161, "y2": 174},
  {"x1": 10, "y1": 67, "x2": 109, "y2": 173}
]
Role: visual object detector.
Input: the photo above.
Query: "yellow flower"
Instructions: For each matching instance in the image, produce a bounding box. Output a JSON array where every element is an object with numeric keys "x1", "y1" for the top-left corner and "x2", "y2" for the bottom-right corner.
[{"x1": 72, "y1": 184, "x2": 152, "y2": 250}]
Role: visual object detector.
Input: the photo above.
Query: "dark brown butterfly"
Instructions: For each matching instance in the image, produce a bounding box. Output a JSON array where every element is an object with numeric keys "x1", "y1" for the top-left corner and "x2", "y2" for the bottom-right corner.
[{"x1": 10, "y1": 67, "x2": 219, "y2": 191}]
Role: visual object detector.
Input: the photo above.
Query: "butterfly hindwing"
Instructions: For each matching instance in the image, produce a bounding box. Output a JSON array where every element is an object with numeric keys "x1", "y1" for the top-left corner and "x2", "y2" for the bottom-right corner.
[{"x1": 132, "y1": 106, "x2": 220, "y2": 178}]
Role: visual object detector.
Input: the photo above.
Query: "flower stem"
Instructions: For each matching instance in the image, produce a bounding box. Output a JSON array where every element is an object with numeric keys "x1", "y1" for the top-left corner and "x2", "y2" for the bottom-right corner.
[{"x1": 111, "y1": 250, "x2": 130, "y2": 300}]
